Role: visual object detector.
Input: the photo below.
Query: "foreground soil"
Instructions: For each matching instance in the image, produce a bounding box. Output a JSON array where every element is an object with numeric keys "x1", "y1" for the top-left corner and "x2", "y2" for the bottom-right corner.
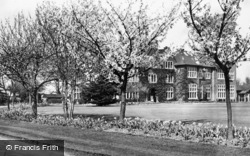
[{"x1": 0, "y1": 119, "x2": 250, "y2": 156}]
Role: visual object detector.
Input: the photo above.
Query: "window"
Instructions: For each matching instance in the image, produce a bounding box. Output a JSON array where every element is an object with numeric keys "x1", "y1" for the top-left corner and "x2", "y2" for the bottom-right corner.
[
  {"x1": 206, "y1": 86, "x2": 211, "y2": 99},
  {"x1": 188, "y1": 67, "x2": 197, "y2": 78},
  {"x1": 229, "y1": 72, "x2": 234, "y2": 80},
  {"x1": 189, "y1": 83, "x2": 197, "y2": 99},
  {"x1": 230, "y1": 85, "x2": 235, "y2": 99},
  {"x1": 166, "y1": 74, "x2": 174, "y2": 83},
  {"x1": 126, "y1": 92, "x2": 139, "y2": 99},
  {"x1": 217, "y1": 69, "x2": 224, "y2": 79},
  {"x1": 217, "y1": 84, "x2": 235, "y2": 99},
  {"x1": 148, "y1": 73, "x2": 157, "y2": 83},
  {"x1": 217, "y1": 84, "x2": 225, "y2": 99},
  {"x1": 166, "y1": 87, "x2": 174, "y2": 100},
  {"x1": 205, "y1": 71, "x2": 211, "y2": 79},
  {"x1": 129, "y1": 75, "x2": 139, "y2": 82},
  {"x1": 74, "y1": 87, "x2": 81, "y2": 99},
  {"x1": 165, "y1": 61, "x2": 173, "y2": 69}
]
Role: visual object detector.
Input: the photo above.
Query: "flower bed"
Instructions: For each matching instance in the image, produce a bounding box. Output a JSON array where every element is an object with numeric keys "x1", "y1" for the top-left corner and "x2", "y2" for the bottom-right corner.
[{"x1": 1, "y1": 104, "x2": 250, "y2": 148}]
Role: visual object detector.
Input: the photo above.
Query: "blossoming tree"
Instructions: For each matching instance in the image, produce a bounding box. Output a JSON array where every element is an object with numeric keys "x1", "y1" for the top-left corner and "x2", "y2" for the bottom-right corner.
[
  {"x1": 71, "y1": 0, "x2": 180, "y2": 120},
  {"x1": 0, "y1": 13, "x2": 57, "y2": 117},
  {"x1": 183, "y1": 0, "x2": 250, "y2": 139}
]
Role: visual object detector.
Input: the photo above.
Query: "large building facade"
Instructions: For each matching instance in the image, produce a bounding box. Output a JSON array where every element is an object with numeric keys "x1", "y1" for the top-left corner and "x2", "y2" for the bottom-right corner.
[{"x1": 126, "y1": 51, "x2": 237, "y2": 102}]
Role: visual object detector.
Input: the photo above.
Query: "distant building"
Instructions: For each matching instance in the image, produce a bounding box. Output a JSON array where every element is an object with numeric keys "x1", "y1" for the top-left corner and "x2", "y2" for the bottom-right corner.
[
  {"x1": 126, "y1": 50, "x2": 237, "y2": 102},
  {"x1": 42, "y1": 94, "x2": 63, "y2": 104}
]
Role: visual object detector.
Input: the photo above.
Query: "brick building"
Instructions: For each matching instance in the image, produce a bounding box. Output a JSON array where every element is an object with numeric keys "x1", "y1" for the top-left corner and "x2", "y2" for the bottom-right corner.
[{"x1": 126, "y1": 50, "x2": 237, "y2": 102}]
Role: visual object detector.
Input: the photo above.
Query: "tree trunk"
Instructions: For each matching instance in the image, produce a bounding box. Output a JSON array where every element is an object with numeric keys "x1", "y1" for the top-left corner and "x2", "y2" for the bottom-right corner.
[
  {"x1": 12, "y1": 93, "x2": 16, "y2": 108},
  {"x1": 119, "y1": 75, "x2": 128, "y2": 120},
  {"x1": 7, "y1": 100, "x2": 10, "y2": 110},
  {"x1": 62, "y1": 80, "x2": 69, "y2": 119},
  {"x1": 120, "y1": 89, "x2": 126, "y2": 120},
  {"x1": 56, "y1": 79, "x2": 61, "y2": 94},
  {"x1": 69, "y1": 85, "x2": 75, "y2": 119},
  {"x1": 69, "y1": 97, "x2": 74, "y2": 119},
  {"x1": 29, "y1": 92, "x2": 32, "y2": 105},
  {"x1": 224, "y1": 72, "x2": 233, "y2": 140},
  {"x1": 32, "y1": 89, "x2": 38, "y2": 118}
]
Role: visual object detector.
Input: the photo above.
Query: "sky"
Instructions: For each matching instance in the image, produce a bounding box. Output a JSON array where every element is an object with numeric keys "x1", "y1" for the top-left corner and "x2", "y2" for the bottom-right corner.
[{"x1": 0, "y1": 0, "x2": 249, "y2": 86}]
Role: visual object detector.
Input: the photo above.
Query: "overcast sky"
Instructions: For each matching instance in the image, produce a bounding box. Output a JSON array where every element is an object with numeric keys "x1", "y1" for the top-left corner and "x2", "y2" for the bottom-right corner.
[{"x1": 0, "y1": 0, "x2": 249, "y2": 84}]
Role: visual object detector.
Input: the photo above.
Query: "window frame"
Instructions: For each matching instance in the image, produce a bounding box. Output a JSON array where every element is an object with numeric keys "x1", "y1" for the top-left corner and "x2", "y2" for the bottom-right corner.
[
  {"x1": 165, "y1": 61, "x2": 173, "y2": 69},
  {"x1": 188, "y1": 83, "x2": 198, "y2": 99},
  {"x1": 148, "y1": 73, "x2": 157, "y2": 83},
  {"x1": 188, "y1": 67, "x2": 197, "y2": 78},
  {"x1": 217, "y1": 84, "x2": 225, "y2": 99},
  {"x1": 166, "y1": 87, "x2": 174, "y2": 100},
  {"x1": 206, "y1": 86, "x2": 211, "y2": 99},
  {"x1": 166, "y1": 74, "x2": 174, "y2": 83},
  {"x1": 217, "y1": 69, "x2": 224, "y2": 79}
]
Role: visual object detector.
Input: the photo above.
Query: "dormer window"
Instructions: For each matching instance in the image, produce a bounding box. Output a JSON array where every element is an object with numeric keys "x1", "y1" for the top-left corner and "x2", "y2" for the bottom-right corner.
[
  {"x1": 148, "y1": 73, "x2": 157, "y2": 83},
  {"x1": 165, "y1": 61, "x2": 173, "y2": 69}
]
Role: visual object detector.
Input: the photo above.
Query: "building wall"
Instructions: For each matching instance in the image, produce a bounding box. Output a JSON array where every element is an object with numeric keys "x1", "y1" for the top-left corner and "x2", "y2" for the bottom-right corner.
[
  {"x1": 126, "y1": 68, "x2": 175, "y2": 102},
  {"x1": 126, "y1": 56, "x2": 237, "y2": 102}
]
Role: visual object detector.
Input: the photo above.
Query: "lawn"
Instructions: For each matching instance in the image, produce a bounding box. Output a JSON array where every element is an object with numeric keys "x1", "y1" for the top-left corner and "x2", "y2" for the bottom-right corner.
[
  {"x1": 37, "y1": 102, "x2": 250, "y2": 127},
  {"x1": 1, "y1": 119, "x2": 250, "y2": 156}
]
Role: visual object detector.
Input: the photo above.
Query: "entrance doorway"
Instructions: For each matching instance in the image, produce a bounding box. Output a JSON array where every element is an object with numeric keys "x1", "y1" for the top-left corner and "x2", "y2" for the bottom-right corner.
[{"x1": 148, "y1": 88, "x2": 157, "y2": 102}]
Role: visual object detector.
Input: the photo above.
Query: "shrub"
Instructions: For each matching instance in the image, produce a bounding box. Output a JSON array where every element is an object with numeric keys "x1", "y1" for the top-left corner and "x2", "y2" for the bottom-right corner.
[{"x1": 81, "y1": 75, "x2": 118, "y2": 106}]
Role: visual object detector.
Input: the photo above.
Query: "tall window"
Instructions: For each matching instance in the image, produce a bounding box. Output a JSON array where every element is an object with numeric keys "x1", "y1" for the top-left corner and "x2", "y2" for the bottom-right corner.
[
  {"x1": 217, "y1": 84, "x2": 225, "y2": 99},
  {"x1": 165, "y1": 61, "x2": 173, "y2": 69},
  {"x1": 148, "y1": 73, "x2": 157, "y2": 83},
  {"x1": 206, "y1": 86, "x2": 211, "y2": 99},
  {"x1": 189, "y1": 83, "x2": 197, "y2": 99},
  {"x1": 230, "y1": 85, "x2": 235, "y2": 99},
  {"x1": 188, "y1": 67, "x2": 197, "y2": 78},
  {"x1": 74, "y1": 87, "x2": 81, "y2": 99},
  {"x1": 217, "y1": 69, "x2": 224, "y2": 79},
  {"x1": 129, "y1": 75, "x2": 139, "y2": 82},
  {"x1": 166, "y1": 74, "x2": 174, "y2": 83},
  {"x1": 166, "y1": 87, "x2": 174, "y2": 99}
]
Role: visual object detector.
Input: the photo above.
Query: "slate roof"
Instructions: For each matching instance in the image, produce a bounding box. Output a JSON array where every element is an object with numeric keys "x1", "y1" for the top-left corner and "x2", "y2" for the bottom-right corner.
[
  {"x1": 173, "y1": 51, "x2": 214, "y2": 68},
  {"x1": 239, "y1": 89, "x2": 250, "y2": 95}
]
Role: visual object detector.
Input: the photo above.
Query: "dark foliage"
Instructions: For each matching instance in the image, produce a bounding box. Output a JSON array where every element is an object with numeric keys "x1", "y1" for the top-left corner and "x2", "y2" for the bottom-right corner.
[{"x1": 81, "y1": 76, "x2": 118, "y2": 106}]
